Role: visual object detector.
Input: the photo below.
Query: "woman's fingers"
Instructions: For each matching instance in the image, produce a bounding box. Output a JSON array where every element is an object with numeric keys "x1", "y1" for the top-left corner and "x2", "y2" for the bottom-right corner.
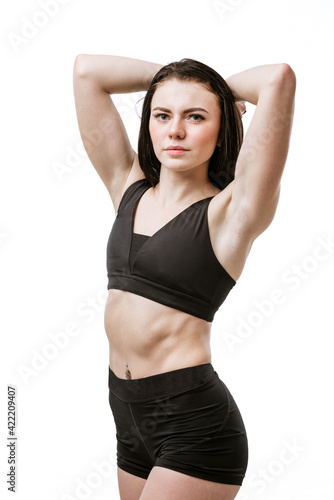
[{"x1": 235, "y1": 100, "x2": 247, "y2": 117}]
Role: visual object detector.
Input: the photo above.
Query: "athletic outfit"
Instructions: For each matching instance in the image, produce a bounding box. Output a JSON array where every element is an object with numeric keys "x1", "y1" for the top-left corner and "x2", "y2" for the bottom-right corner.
[
  {"x1": 106, "y1": 178, "x2": 248, "y2": 485},
  {"x1": 107, "y1": 178, "x2": 236, "y2": 322}
]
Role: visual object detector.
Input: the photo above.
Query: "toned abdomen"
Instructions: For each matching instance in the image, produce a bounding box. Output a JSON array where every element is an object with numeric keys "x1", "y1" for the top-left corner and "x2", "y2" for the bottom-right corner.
[{"x1": 104, "y1": 289, "x2": 212, "y2": 379}]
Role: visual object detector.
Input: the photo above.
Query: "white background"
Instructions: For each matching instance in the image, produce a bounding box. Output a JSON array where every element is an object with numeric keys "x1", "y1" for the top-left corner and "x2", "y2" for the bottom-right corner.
[{"x1": 1, "y1": 0, "x2": 333, "y2": 499}]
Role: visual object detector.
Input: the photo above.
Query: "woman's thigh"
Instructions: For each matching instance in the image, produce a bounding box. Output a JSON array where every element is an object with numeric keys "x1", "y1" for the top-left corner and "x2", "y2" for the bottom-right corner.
[
  {"x1": 140, "y1": 466, "x2": 240, "y2": 500},
  {"x1": 118, "y1": 467, "x2": 147, "y2": 500}
]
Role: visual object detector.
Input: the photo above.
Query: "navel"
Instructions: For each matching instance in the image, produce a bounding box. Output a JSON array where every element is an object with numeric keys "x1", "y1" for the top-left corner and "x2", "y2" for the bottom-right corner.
[{"x1": 125, "y1": 363, "x2": 132, "y2": 380}]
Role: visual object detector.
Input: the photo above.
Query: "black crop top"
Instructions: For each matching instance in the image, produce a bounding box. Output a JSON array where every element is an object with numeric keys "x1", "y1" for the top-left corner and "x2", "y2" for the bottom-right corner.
[{"x1": 106, "y1": 179, "x2": 236, "y2": 322}]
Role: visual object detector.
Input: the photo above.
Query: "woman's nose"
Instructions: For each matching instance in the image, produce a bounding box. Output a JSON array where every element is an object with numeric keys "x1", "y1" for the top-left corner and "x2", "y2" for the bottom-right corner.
[{"x1": 168, "y1": 118, "x2": 185, "y2": 139}]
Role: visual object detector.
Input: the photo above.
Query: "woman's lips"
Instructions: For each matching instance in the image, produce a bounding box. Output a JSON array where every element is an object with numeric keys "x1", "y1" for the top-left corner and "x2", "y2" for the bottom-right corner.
[
  {"x1": 166, "y1": 150, "x2": 187, "y2": 155},
  {"x1": 165, "y1": 146, "x2": 188, "y2": 155}
]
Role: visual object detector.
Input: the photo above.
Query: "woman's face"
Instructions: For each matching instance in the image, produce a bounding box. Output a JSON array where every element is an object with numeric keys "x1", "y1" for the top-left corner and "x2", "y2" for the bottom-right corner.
[{"x1": 149, "y1": 79, "x2": 221, "y2": 175}]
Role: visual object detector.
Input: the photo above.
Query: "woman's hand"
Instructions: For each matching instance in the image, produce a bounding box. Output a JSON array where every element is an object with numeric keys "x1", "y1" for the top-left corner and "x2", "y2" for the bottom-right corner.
[{"x1": 235, "y1": 100, "x2": 246, "y2": 117}]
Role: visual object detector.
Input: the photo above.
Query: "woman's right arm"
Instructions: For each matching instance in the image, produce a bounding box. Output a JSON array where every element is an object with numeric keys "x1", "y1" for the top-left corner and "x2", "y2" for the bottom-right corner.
[{"x1": 73, "y1": 54, "x2": 162, "y2": 211}]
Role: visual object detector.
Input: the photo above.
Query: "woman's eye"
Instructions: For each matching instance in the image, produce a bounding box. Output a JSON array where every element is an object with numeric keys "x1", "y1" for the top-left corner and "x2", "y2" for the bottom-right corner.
[
  {"x1": 189, "y1": 114, "x2": 204, "y2": 122},
  {"x1": 153, "y1": 113, "x2": 204, "y2": 122},
  {"x1": 155, "y1": 113, "x2": 169, "y2": 121}
]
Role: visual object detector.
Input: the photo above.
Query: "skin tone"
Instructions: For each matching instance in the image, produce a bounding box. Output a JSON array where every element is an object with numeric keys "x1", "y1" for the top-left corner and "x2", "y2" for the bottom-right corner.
[
  {"x1": 148, "y1": 78, "x2": 226, "y2": 207},
  {"x1": 74, "y1": 55, "x2": 295, "y2": 500},
  {"x1": 108, "y1": 79, "x2": 228, "y2": 382},
  {"x1": 106, "y1": 82, "x2": 247, "y2": 382},
  {"x1": 116, "y1": 79, "x2": 245, "y2": 381}
]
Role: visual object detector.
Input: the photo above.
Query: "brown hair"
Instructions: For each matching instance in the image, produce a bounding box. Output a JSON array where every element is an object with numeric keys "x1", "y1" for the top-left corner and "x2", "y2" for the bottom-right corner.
[{"x1": 138, "y1": 58, "x2": 243, "y2": 190}]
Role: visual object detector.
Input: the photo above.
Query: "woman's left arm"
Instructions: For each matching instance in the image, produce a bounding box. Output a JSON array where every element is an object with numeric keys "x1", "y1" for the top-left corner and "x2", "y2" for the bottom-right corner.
[{"x1": 226, "y1": 63, "x2": 296, "y2": 239}]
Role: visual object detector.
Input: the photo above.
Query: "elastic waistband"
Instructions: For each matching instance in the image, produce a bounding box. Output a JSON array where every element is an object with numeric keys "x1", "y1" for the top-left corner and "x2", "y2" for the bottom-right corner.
[{"x1": 108, "y1": 363, "x2": 217, "y2": 403}]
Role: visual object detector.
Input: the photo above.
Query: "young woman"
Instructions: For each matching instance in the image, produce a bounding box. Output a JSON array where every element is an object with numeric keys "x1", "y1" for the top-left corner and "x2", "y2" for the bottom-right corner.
[{"x1": 73, "y1": 55, "x2": 296, "y2": 500}]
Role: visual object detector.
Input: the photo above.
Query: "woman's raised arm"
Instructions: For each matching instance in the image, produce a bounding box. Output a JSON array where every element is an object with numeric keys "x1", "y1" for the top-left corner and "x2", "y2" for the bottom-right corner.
[
  {"x1": 225, "y1": 63, "x2": 296, "y2": 240},
  {"x1": 73, "y1": 54, "x2": 162, "y2": 209}
]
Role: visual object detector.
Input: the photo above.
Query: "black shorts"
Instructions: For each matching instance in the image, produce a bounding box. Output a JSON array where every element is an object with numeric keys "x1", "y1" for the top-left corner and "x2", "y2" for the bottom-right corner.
[{"x1": 108, "y1": 363, "x2": 248, "y2": 486}]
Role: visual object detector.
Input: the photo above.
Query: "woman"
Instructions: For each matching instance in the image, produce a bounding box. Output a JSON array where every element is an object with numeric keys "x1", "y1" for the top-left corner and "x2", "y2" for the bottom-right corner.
[{"x1": 73, "y1": 55, "x2": 296, "y2": 500}]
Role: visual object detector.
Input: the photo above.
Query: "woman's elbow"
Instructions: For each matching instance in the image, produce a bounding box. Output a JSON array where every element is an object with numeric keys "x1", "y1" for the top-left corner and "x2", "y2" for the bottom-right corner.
[
  {"x1": 73, "y1": 54, "x2": 91, "y2": 78},
  {"x1": 272, "y1": 63, "x2": 297, "y2": 88}
]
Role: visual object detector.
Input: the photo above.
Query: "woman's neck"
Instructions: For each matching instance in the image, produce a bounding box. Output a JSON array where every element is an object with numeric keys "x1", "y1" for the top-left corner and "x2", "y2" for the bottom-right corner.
[{"x1": 154, "y1": 166, "x2": 219, "y2": 208}]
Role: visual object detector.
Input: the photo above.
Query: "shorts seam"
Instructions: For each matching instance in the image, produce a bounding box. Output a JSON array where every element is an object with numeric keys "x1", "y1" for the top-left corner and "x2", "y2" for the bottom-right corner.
[
  {"x1": 128, "y1": 403, "x2": 155, "y2": 462},
  {"x1": 160, "y1": 379, "x2": 231, "y2": 458},
  {"x1": 117, "y1": 462, "x2": 149, "y2": 480},
  {"x1": 153, "y1": 461, "x2": 244, "y2": 486}
]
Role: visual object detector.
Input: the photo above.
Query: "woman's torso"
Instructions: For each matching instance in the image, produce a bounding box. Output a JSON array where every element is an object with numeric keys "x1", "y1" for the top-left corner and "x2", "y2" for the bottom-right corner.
[{"x1": 105, "y1": 173, "x2": 251, "y2": 380}]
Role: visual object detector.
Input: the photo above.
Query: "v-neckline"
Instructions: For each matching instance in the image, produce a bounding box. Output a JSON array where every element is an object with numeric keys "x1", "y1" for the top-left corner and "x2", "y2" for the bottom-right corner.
[{"x1": 131, "y1": 185, "x2": 215, "y2": 240}]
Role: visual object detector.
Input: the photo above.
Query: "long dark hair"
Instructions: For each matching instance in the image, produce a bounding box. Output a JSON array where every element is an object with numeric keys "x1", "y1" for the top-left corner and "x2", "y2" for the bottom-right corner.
[{"x1": 138, "y1": 58, "x2": 243, "y2": 190}]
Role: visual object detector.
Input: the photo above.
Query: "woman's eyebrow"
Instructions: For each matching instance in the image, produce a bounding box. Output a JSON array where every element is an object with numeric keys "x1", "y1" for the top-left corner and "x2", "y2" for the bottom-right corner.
[{"x1": 152, "y1": 106, "x2": 209, "y2": 114}]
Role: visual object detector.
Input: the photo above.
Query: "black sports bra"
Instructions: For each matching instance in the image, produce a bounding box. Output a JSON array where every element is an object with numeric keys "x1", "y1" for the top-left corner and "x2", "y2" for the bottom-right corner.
[{"x1": 106, "y1": 178, "x2": 236, "y2": 322}]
